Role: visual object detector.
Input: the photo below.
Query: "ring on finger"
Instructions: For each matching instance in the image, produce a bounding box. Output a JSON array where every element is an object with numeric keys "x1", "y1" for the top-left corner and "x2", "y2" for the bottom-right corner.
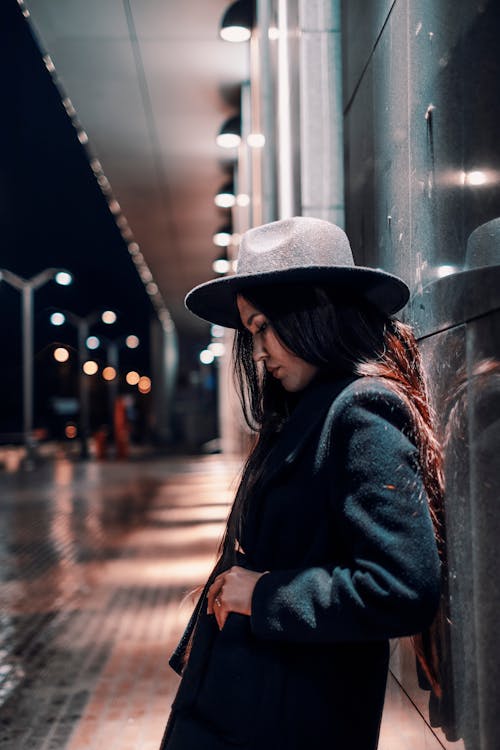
[{"x1": 215, "y1": 597, "x2": 222, "y2": 607}]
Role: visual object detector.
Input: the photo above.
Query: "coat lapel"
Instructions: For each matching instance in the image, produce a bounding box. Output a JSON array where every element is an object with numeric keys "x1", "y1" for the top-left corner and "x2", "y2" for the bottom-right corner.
[{"x1": 256, "y1": 375, "x2": 359, "y2": 492}]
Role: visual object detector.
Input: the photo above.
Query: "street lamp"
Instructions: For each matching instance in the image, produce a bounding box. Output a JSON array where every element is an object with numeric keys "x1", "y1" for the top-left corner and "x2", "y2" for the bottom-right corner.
[
  {"x1": 0, "y1": 268, "x2": 73, "y2": 465},
  {"x1": 49, "y1": 308, "x2": 117, "y2": 458}
]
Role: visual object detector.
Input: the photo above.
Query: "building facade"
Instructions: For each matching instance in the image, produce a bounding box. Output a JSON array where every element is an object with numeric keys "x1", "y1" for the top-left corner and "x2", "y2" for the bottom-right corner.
[{"x1": 225, "y1": 1, "x2": 500, "y2": 747}]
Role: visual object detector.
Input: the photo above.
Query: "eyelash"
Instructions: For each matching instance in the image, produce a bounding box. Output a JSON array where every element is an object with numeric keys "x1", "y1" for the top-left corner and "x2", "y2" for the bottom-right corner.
[{"x1": 257, "y1": 322, "x2": 268, "y2": 334}]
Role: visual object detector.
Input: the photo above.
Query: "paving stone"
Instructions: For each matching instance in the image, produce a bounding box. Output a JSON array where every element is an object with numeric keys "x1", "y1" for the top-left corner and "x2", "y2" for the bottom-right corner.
[{"x1": 0, "y1": 455, "x2": 238, "y2": 750}]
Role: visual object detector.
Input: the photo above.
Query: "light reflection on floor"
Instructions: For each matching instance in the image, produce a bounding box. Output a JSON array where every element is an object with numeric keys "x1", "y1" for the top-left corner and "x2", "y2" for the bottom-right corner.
[{"x1": 0, "y1": 454, "x2": 466, "y2": 749}]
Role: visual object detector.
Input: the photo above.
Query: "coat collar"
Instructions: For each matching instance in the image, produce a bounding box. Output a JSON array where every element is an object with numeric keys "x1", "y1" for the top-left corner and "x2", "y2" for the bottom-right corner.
[{"x1": 255, "y1": 374, "x2": 359, "y2": 490}]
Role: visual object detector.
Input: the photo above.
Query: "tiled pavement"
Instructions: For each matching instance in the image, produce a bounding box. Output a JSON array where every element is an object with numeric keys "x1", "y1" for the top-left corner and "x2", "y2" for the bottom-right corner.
[
  {"x1": 0, "y1": 453, "x2": 463, "y2": 750},
  {"x1": 0, "y1": 455, "x2": 239, "y2": 750}
]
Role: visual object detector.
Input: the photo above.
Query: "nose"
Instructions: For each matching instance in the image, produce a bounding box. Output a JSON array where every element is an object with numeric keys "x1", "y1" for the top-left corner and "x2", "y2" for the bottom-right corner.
[{"x1": 252, "y1": 335, "x2": 267, "y2": 364}]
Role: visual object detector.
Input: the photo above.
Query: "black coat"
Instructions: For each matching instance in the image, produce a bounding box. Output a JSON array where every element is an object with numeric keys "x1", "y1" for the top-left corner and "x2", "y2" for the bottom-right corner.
[{"x1": 161, "y1": 376, "x2": 441, "y2": 750}]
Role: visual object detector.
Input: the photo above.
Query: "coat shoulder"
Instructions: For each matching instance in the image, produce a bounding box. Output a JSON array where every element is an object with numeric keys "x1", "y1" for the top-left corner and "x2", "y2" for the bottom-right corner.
[{"x1": 328, "y1": 376, "x2": 414, "y2": 434}]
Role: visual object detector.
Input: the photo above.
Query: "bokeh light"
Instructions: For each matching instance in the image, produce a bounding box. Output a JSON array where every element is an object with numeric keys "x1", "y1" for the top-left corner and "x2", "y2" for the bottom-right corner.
[
  {"x1": 220, "y1": 25, "x2": 251, "y2": 42},
  {"x1": 126, "y1": 370, "x2": 140, "y2": 386},
  {"x1": 54, "y1": 347, "x2": 70, "y2": 363},
  {"x1": 211, "y1": 324, "x2": 225, "y2": 338},
  {"x1": 65, "y1": 424, "x2": 77, "y2": 439},
  {"x1": 200, "y1": 350, "x2": 215, "y2": 365},
  {"x1": 213, "y1": 231, "x2": 232, "y2": 247},
  {"x1": 102, "y1": 366, "x2": 117, "y2": 381},
  {"x1": 126, "y1": 335, "x2": 140, "y2": 349},
  {"x1": 247, "y1": 133, "x2": 265, "y2": 148},
  {"x1": 213, "y1": 259, "x2": 231, "y2": 274},
  {"x1": 465, "y1": 170, "x2": 487, "y2": 186},
  {"x1": 208, "y1": 342, "x2": 225, "y2": 357},
  {"x1": 138, "y1": 376, "x2": 151, "y2": 394},
  {"x1": 214, "y1": 192, "x2": 236, "y2": 208},
  {"x1": 236, "y1": 193, "x2": 250, "y2": 207},
  {"x1": 86, "y1": 335, "x2": 100, "y2": 350},
  {"x1": 50, "y1": 312, "x2": 65, "y2": 326},
  {"x1": 102, "y1": 310, "x2": 117, "y2": 325},
  {"x1": 216, "y1": 132, "x2": 241, "y2": 149},
  {"x1": 83, "y1": 360, "x2": 99, "y2": 375},
  {"x1": 55, "y1": 271, "x2": 72, "y2": 286}
]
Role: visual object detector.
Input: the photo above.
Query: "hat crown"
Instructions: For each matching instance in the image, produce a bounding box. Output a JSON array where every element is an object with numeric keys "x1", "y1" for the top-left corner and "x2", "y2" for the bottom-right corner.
[{"x1": 237, "y1": 217, "x2": 354, "y2": 276}]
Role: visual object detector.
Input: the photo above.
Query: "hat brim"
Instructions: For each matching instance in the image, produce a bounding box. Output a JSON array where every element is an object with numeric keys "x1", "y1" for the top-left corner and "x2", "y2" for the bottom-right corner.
[{"x1": 185, "y1": 266, "x2": 410, "y2": 328}]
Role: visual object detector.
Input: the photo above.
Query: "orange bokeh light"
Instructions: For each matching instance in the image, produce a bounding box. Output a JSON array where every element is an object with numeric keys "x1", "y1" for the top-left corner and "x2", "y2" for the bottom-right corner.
[
  {"x1": 138, "y1": 376, "x2": 151, "y2": 394},
  {"x1": 102, "y1": 366, "x2": 117, "y2": 381}
]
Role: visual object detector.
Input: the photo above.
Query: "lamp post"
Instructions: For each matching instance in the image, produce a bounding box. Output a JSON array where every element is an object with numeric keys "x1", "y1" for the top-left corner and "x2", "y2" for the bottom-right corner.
[
  {"x1": 0, "y1": 268, "x2": 73, "y2": 465},
  {"x1": 50, "y1": 309, "x2": 117, "y2": 459}
]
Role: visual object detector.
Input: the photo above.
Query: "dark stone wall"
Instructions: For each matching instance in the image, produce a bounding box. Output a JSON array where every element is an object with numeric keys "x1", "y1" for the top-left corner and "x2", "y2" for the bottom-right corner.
[{"x1": 342, "y1": 2, "x2": 500, "y2": 748}]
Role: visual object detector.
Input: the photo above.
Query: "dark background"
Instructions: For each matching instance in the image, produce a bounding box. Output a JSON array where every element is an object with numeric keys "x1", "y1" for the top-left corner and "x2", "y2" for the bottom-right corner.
[{"x1": 1, "y1": 1, "x2": 155, "y2": 437}]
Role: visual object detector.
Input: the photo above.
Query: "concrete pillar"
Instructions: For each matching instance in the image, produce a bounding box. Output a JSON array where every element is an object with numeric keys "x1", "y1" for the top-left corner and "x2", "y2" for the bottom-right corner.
[
  {"x1": 150, "y1": 316, "x2": 178, "y2": 444},
  {"x1": 298, "y1": 0, "x2": 345, "y2": 226}
]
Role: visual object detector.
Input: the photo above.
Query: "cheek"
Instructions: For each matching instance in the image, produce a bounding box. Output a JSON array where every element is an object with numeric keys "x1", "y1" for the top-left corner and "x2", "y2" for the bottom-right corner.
[
  {"x1": 295, "y1": 361, "x2": 318, "y2": 387},
  {"x1": 266, "y1": 330, "x2": 286, "y2": 357}
]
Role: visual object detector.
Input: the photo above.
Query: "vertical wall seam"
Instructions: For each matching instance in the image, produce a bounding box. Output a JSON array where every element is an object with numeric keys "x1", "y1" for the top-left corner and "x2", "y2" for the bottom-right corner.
[{"x1": 343, "y1": 0, "x2": 398, "y2": 116}]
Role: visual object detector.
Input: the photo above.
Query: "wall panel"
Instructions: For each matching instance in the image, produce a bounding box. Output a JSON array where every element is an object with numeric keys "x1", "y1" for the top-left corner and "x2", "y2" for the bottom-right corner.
[{"x1": 342, "y1": 1, "x2": 500, "y2": 747}]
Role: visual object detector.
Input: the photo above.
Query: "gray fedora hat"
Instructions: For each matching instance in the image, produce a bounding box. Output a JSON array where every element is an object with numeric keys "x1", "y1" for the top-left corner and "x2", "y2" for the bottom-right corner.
[{"x1": 185, "y1": 216, "x2": 409, "y2": 328}]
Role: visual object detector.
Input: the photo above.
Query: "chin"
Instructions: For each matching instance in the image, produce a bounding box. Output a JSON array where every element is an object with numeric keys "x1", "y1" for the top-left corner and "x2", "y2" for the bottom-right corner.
[{"x1": 281, "y1": 380, "x2": 302, "y2": 393}]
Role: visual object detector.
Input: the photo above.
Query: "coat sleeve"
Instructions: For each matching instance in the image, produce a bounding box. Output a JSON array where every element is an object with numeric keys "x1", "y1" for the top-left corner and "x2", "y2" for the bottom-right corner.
[{"x1": 250, "y1": 382, "x2": 442, "y2": 643}]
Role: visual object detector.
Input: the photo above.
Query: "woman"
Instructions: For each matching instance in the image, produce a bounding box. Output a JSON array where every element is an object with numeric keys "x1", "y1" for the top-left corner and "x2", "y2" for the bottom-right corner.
[{"x1": 160, "y1": 217, "x2": 443, "y2": 750}]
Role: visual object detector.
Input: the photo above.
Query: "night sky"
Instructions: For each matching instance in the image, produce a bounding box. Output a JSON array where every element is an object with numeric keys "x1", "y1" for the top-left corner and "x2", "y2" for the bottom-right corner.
[{"x1": 1, "y1": 1, "x2": 156, "y2": 436}]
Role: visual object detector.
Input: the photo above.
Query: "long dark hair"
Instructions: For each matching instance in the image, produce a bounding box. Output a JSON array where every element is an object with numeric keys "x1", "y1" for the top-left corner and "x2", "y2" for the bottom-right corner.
[{"x1": 219, "y1": 282, "x2": 444, "y2": 691}]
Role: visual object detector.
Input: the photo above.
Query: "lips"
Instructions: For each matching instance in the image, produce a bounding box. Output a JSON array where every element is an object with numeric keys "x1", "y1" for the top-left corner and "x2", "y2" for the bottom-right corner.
[{"x1": 267, "y1": 366, "x2": 280, "y2": 378}]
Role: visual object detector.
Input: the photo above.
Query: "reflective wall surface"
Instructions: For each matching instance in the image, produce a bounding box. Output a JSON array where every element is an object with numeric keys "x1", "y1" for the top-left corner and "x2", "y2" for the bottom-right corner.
[{"x1": 342, "y1": 1, "x2": 500, "y2": 748}]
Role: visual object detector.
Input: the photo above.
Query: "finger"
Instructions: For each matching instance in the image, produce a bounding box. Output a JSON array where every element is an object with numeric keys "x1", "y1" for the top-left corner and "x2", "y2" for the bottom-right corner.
[
  {"x1": 207, "y1": 579, "x2": 224, "y2": 614},
  {"x1": 207, "y1": 584, "x2": 214, "y2": 613},
  {"x1": 206, "y1": 579, "x2": 220, "y2": 612},
  {"x1": 208, "y1": 591, "x2": 222, "y2": 615},
  {"x1": 207, "y1": 586, "x2": 218, "y2": 614},
  {"x1": 215, "y1": 605, "x2": 228, "y2": 630}
]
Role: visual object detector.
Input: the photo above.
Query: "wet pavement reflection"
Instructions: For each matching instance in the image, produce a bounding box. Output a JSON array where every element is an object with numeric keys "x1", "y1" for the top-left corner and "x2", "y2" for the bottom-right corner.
[
  {"x1": 0, "y1": 453, "x2": 463, "y2": 750},
  {"x1": 0, "y1": 455, "x2": 239, "y2": 750}
]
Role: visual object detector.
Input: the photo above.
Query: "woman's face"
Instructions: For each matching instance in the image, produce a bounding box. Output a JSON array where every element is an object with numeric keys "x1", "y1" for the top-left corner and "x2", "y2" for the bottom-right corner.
[{"x1": 237, "y1": 294, "x2": 319, "y2": 393}]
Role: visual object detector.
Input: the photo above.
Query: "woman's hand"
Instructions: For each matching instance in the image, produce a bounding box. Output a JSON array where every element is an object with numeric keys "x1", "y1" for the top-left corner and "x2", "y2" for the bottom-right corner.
[{"x1": 207, "y1": 566, "x2": 267, "y2": 630}]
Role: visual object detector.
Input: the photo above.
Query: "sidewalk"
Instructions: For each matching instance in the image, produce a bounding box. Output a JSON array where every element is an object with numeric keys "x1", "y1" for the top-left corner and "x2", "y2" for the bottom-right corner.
[
  {"x1": 0, "y1": 454, "x2": 460, "y2": 750},
  {"x1": 0, "y1": 455, "x2": 239, "y2": 750}
]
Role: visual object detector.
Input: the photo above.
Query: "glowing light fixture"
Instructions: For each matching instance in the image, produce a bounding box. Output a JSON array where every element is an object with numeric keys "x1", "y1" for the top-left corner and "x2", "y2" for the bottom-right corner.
[
  {"x1": 65, "y1": 424, "x2": 77, "y2": 439},
  {"x1": 213, "y1": 225, "x2": 233, "y2": 247},
  {"x1": 213, "y1": 258, "x2": 231, "y2": 274},
  {"x1": 216, "y1": 116, "x2": 241, "y2": 149},
  {"x1": 219, "y1": 1, "x2": 254, "y2": 42},
  {"x1": 465, "y1": 170, "x2": 487, "y2": 186},
  {"x1": 102, "y1": 310, "x2": 117, "y2": 325},
  {"x1": 436, "y1": 264, "x2": 458, "y2": 279},
  {"x1": 208, "y1": 342, "x2": 226, "y2": 357},
  {"x1": 83, "y1": 360, "x2": 99, "y2": 375},
  {"x1": 126, "y1": 370, "x2": 140, "y2": 386},
  {"x1": 126, "y1": 335, "x2": 140, "y2": 349},
  {"x1": 102, "y1": 366, "x2": 117, "y2": 381},
  {"x1": 215, "y1": 181, "x2": 236, "y2": 208},
  {"x1": 55, "y1": 271, "x2": 73, "y2": 286},
  {"x1": 200, "y1": 349, "x2": 215, "y2": 365},
  {"x1": 247, "y1": 133, "x2": 265, "y2": 148},
  {"x1": 211, "y1": 324, "x2": 225, "y2": 338},
  {"x1": 50, "y1": 312, "x2": 66, "y2": 326},
  {"x1": 86, "y1": 335, "x2": 100, "y2": 350},
  {"x1": 54, "y1": 347, "x2": 70, "y2": 363},
  {"x1": 138, "y1": 376, "x2": 151, "y2": 394},
  {"x1": 236, "y1": 193, "x2": 250, "y2": 207}
]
